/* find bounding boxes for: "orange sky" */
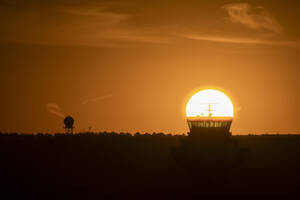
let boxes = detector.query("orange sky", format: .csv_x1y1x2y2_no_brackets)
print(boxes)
0,0,299,134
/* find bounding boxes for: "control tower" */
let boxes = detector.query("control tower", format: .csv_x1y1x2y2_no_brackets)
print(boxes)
185,89,234,138
187,104,232,137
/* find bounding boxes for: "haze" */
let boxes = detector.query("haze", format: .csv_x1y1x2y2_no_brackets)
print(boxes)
0,0,299,134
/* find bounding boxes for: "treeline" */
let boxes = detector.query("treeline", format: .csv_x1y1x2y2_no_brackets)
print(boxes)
0,131,183,136
0,132,300,199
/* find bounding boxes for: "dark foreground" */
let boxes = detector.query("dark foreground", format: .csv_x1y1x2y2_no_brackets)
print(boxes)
1,132,300,199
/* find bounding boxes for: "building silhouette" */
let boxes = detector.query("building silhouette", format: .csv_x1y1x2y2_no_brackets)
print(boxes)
187,104,232,137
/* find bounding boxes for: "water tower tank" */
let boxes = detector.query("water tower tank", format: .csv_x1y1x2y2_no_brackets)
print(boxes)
64,116,74,134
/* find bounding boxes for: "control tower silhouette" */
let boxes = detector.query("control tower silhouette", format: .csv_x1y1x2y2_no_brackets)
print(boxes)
187,103,232,138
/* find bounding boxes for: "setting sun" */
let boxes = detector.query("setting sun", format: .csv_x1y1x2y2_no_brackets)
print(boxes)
186,89,234,118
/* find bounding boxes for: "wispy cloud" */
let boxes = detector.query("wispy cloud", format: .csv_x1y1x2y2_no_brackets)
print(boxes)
0,2,169,48
183,3,298,47
82,94,113,105
61,7,129,25
46,103,65,118
1,1,295,48
57,7,170,46
184,34,298,46
223,3,282,34
60,7,167,46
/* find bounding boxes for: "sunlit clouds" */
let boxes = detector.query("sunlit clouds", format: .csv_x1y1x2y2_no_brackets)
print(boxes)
0,1,169,47
223,3,282,34
60,6,169,46
0,1,298,48
185,3,297,47
184,34,298,46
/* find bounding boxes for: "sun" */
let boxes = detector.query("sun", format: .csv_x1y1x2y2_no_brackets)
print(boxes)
186,89,234,118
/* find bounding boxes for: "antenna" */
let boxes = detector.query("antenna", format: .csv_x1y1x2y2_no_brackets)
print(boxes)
200,103,217,117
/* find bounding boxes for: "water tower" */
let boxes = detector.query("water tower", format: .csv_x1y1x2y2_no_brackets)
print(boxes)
64,116,74,134
186,89,234,137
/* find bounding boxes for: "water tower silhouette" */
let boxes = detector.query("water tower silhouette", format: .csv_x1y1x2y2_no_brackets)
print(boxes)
64,116,74,134
186,89,234,137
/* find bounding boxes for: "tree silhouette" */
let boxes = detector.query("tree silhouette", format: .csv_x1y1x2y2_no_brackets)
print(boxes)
1,132,300,199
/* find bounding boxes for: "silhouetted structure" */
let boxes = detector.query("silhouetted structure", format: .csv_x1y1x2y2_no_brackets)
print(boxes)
64,116,74,134
171,103,246,194
187,104,232,137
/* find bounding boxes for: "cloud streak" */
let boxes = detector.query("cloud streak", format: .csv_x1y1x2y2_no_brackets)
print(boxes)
184,34,298,46
223,3,282,34
61,7,130,25
0,1,295,48
0,2,169,48
82,94,113,105
182,3,298,47
46,103,66,118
